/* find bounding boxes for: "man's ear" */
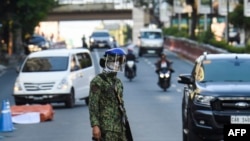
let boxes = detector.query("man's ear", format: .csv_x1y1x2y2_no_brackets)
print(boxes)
99,58,105,68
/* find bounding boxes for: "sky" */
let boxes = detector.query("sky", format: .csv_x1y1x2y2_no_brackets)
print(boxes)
39,20,133,47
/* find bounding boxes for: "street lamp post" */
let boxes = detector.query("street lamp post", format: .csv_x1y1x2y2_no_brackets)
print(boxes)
226,0,229,43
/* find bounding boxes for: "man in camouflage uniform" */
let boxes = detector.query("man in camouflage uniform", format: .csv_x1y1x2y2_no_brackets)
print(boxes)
89,48,128,141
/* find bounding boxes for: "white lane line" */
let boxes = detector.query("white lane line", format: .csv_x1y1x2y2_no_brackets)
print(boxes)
94,49,102,73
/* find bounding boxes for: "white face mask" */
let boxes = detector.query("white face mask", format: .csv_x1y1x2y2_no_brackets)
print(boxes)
104,54,125,72
106,61,120,71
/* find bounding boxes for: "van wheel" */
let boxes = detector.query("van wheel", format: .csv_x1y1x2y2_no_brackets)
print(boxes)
65,90,75,108
138,49,143,57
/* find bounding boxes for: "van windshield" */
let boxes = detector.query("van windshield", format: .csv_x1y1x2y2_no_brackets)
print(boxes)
22,57,69,72
140,31,162,39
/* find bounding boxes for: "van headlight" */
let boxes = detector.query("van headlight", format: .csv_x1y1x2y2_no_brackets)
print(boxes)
194,94,214,106
90,38,94,43
13,81,22,92
109,37,114,42
57,78,69,89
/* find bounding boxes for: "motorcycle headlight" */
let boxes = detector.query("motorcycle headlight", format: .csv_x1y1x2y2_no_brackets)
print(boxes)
57,78,69,89
160,73,164,78
165,73,170,78
194,94,214,106
90,38,94,43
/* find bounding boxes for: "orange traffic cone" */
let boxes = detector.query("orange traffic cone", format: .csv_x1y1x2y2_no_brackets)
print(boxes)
0,99,14,132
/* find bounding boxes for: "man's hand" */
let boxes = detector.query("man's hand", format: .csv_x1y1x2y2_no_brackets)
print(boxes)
92,126,101,141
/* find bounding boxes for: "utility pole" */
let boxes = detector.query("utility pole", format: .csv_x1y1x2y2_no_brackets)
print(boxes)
226,0,229,43
210,0,213,28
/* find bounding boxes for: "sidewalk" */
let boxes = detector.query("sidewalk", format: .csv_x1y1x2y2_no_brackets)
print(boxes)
0,65,6,72
0,54,26,72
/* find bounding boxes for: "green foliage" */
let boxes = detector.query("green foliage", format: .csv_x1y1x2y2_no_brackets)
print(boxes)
196,29,214,44
162,26,189,38
16,0,56,36
123,24,132,44
229,4,244,28
0,0,56,40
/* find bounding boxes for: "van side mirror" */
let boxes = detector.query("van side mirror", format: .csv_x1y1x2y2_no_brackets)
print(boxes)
16,66,20,73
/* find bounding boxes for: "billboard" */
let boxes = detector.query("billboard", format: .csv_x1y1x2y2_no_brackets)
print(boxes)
218,0,239,16
244,0,250,17
174,0,185,13
198,0,211,14
160,2,171,22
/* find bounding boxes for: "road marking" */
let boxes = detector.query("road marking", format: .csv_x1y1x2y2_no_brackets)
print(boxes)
93,49,102,73
176,88,182,93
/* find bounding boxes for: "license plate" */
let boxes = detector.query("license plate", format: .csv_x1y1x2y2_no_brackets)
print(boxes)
98,43,105,47
33,96,44,100
148,50,155,53
231,116,250,124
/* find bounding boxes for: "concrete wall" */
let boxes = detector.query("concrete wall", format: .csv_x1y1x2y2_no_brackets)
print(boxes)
164,36,228,62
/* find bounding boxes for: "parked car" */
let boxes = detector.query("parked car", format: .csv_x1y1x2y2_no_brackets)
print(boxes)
13,48,95,108
178,52,250,141
89,29,114,51
137,27,164,57
24,35,52,55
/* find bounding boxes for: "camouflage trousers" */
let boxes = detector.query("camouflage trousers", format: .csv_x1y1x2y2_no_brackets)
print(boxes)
102,130,127,141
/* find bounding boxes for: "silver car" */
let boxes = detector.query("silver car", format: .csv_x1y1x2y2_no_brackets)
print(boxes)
89,29,114,51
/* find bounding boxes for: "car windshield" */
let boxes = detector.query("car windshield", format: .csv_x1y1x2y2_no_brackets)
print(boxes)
22,56,69,72
201,59,250,82
140,31,162,39
92,32,109,37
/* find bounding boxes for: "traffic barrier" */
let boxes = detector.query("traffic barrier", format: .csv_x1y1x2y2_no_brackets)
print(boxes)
0,99,15,132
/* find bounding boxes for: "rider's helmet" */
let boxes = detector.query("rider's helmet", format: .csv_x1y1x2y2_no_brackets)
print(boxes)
160,53,166,60
127,48,133,54
99,48,126,72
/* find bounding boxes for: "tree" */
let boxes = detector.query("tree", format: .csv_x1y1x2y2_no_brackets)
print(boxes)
16,0,57,37
185,0,197,39
0,0,57,55
229,2,250,44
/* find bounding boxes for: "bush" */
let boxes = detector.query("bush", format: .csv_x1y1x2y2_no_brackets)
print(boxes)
162,27,189,38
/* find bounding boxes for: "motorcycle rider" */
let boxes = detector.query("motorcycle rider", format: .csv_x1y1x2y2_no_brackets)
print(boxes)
125,46,137,77
155,53,174,85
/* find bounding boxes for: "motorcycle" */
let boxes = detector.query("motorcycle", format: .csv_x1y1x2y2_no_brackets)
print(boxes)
157,67,172,91
125,60,137,81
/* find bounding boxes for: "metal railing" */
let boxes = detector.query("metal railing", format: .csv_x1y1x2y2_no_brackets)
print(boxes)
57,0,133,9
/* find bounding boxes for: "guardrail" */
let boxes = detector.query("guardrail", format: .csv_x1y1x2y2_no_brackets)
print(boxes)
164,36,228,62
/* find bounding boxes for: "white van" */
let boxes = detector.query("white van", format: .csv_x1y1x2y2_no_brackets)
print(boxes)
13,48,95,108
137,28,164,57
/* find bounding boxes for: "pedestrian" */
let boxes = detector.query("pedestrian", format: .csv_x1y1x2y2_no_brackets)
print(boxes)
81,34,88,48
89,48,133,141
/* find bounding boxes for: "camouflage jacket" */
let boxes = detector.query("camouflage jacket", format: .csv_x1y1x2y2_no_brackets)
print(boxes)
89,72,126,132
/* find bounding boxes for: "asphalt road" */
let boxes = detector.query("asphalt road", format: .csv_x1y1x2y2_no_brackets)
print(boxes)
0,47,194,141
